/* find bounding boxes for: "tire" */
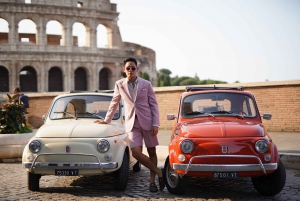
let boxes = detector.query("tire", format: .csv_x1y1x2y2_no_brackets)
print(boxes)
163,156,188,195
251,159,286,196
114,152,129,191
28,172,41,191
133,161,141,172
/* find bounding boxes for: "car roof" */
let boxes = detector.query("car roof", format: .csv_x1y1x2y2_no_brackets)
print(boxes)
53,91,114,100
183,86,254,97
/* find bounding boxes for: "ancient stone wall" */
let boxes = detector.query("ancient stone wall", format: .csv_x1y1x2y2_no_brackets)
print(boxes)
0,0,157,102
10,80,300,132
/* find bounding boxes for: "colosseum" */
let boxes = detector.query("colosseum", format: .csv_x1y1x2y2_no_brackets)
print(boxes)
0,0,157,102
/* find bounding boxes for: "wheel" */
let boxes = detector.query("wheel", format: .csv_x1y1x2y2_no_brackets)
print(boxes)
133,161,141,172
251,159,286,196
114,152,129,191
28,172,41,191
163,156,188,195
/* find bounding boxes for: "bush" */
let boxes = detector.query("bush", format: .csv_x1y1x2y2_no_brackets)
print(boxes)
0,94,32,134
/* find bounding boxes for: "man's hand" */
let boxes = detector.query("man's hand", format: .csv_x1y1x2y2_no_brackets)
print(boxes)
151,126,159,136
94,119,107,124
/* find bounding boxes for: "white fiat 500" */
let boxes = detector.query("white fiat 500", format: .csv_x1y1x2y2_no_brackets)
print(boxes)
22,92,140,191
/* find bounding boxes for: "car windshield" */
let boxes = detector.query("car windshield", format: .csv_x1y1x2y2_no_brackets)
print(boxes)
49,95,120,120
182,92,257,118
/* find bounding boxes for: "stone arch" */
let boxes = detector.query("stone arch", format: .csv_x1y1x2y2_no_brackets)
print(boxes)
0,66,9,92
72,19,91,47
97,24,108,48
46,20,64,46
18,19,37,44
19,66,37,92
96,21,113,48
99,67,112,90
0,18,9,44
44,16,68,46
74,67,87,91
48,67,63,92
15,14,39,28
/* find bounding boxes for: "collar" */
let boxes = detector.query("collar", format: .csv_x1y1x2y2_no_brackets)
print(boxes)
126,76,138,84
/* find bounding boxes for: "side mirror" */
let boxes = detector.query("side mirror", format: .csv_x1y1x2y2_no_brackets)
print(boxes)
42,115,46,122
262,113,272,120
167,114,176,120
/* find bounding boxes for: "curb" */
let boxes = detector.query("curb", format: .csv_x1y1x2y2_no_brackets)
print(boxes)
0,133,35,159
279,153,300,171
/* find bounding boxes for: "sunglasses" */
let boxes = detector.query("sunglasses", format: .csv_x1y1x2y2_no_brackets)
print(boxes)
125,67,137,71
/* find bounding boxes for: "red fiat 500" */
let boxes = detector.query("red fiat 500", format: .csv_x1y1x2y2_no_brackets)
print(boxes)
163,86,286,196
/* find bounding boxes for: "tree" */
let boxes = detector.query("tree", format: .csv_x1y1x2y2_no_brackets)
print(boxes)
180,78,199,86
163,75,171,86
141,72,150,81
159,69,172,75
171,76,190,86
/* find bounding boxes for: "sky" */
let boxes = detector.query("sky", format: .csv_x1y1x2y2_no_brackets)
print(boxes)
110,0,300,83
1,0,299,84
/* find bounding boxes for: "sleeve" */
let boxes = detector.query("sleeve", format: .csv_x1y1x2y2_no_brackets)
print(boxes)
104,83,121,123
20,95,29,108
147,82,160,126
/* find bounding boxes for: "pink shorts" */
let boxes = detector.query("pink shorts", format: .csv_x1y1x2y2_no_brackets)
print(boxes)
128,118,159,148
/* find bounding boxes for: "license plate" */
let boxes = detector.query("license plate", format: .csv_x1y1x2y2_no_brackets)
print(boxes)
213,172,238,178
55,169,78,176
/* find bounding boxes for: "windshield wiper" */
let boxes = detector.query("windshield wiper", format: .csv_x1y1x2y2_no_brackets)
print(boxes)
210,110,233,114
54,111,77,120
184,111,215,118
185,111,205,115
84,112,104,120
210,110,244,119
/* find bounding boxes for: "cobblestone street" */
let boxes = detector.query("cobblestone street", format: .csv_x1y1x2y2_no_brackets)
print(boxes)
0,161,300,201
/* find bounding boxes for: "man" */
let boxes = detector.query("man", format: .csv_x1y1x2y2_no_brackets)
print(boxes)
94,57,165,192
13,87,29,108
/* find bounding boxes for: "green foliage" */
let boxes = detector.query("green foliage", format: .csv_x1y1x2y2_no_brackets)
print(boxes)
163,75,171,86
141,72,150,81
159,68,172,75
0,94,32,134
198,79,227,85
157,73,166,87
171,76,191,86
157,68,228,87
180,78,200,85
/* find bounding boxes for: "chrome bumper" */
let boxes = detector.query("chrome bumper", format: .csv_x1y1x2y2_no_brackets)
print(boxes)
173,155,278,175
23,153,118,173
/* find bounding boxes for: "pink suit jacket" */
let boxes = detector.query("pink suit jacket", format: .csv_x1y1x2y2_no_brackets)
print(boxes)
104,77,160,132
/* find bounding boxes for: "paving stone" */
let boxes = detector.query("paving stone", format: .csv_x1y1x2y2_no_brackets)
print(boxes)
0,162,299,200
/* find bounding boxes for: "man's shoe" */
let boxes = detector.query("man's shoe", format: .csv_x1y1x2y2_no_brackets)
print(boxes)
149,183,158,192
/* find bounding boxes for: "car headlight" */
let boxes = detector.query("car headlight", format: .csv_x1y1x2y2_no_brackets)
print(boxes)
97,140,110,153
180,140,194,154
255,140,269,153
29,140,41,153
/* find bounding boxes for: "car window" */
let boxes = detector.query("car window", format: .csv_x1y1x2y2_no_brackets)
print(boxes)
49,95,120,120
182,92,257,118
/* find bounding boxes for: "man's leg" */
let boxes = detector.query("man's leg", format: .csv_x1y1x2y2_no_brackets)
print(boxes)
131,146,162,184
147,147,158,184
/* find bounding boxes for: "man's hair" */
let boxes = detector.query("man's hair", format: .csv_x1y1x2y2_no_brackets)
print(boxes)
123,57,137,66
14,87,21,93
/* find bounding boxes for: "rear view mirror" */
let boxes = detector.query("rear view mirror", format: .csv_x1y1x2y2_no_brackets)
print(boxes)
262,113,272,120
42,115,46,122
167,114,176,120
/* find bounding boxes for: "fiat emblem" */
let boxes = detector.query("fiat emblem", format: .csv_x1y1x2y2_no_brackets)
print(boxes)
66,146,70,153
222,145,228,153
